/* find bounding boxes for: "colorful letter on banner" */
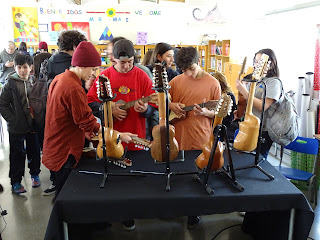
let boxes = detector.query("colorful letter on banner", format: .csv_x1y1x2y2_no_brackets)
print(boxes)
12,7,39,44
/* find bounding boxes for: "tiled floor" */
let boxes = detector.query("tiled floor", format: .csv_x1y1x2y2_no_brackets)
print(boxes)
0,118,319,240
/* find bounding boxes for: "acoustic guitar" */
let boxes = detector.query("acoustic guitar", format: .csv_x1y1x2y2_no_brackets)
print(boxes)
233,53,270,152
236,57,247,119
195,94,233,171
96,75,125,160
150,62,179,162
169,100,218,123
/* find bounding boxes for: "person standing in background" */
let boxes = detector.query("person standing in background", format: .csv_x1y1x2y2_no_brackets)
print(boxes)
0,41,18,86
236,48,281,159
146,42,179,82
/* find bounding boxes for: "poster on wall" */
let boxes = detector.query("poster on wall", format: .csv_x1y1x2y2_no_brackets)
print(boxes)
51,22,90,40
12,7,39,44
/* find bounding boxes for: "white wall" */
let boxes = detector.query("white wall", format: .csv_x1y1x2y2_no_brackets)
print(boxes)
0,0,319,93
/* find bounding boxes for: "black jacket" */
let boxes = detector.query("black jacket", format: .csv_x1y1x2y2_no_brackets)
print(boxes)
47,52,72,80
0,72,35,134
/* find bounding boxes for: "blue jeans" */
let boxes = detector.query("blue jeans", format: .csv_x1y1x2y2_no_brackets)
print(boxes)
259,131,273,160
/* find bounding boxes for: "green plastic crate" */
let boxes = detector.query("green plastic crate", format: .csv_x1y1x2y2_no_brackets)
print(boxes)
290,150,320,191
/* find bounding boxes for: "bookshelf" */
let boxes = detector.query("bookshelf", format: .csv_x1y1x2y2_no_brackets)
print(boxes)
134,45,145,64
95,44,110,67
224,62,253,100
197,45,208,70
207,39,230,74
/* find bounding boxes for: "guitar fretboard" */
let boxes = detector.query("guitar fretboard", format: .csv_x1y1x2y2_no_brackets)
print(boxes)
120,96,152,110
182,101,218,112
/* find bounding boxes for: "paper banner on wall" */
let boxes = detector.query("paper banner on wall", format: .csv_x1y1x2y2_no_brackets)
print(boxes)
137,32,147,45
51,22,90,40
99,26,113,41
12,7,39,44
48,31,59,45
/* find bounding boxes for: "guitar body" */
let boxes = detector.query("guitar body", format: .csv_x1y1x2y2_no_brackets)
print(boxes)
195,94,232,172
151,124,179,162
195,140,224,171
233,113,260,152
233,54,270,152
96,128,124,159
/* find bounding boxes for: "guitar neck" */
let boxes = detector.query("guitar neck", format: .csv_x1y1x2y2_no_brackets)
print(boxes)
103,101,113,129
209,116,223,143
182,101,217,112
121,96,151,110
245,81,257,116
158,92,167,126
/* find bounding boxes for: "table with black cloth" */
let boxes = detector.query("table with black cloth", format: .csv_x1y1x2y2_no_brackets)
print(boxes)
44,150,314,240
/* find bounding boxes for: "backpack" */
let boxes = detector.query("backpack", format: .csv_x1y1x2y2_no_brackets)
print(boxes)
29,59,53,129
265,79,299,146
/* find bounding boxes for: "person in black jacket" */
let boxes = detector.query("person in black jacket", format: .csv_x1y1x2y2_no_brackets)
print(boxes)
47,30,87,80
0,54,41,195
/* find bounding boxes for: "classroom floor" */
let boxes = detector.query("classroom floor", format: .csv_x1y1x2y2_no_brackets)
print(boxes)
0,118,319,240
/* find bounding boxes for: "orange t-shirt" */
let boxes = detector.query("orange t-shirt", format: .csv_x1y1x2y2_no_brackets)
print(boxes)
169,73,221,150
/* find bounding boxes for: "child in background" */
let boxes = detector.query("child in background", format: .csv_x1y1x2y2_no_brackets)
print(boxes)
0,54,41,194
211,71,237,142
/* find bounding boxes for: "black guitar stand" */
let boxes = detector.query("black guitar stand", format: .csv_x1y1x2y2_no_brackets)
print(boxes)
232,79,274,180
194,124,244,195
82,97,145,188
131,84,197,191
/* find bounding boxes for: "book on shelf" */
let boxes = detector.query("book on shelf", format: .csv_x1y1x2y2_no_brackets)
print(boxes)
217,59,222,72
211,44,216,54
216,46,222,55
211,57,215,69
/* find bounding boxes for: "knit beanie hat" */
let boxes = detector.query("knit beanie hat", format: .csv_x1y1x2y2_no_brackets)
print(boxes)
71,41,101,67
38,41,48,50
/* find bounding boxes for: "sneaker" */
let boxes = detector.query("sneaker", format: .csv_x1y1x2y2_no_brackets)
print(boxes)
43,184,56,196
12,182,27,195
187,216,201,229
239,212,246,217
31,175,41,188
122,219,135,231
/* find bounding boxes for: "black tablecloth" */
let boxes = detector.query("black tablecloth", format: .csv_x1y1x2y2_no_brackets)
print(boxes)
45,150,314,240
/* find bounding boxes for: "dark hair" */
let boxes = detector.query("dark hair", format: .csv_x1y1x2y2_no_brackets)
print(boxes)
18,42,27,52
141,50,153,66
33,52,52,80
174,47,199,71
57,30,87,51
110,37,126,46
254,48,279,78
14,53,32,66
15,13,22,18
151,42,174,66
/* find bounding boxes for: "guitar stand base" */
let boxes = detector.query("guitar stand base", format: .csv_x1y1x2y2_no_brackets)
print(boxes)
193,174,214,195
217,166,244,192
98,148,145,189
234,164,274,180
130,169,198,191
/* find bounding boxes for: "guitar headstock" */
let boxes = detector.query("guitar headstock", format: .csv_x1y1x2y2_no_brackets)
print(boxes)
153,62,169,89
215,94,233,118
252,53,270,80
238,56,247,79
97,75,113,101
